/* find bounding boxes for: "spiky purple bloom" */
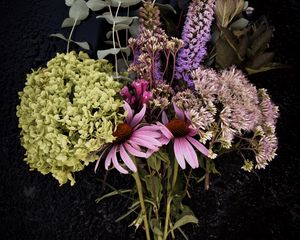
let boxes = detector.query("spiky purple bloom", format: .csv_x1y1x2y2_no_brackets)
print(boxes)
175,0,215,86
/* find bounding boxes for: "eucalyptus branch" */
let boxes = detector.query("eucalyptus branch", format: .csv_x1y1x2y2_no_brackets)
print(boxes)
67,18,78,53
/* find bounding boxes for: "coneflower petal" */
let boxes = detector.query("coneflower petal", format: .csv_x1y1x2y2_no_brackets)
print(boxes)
162,111,169,125
120,144,137,172
174,138,186,169
124,142,146,158
124,101,133,123
173,102,185,120
130,104,146,127
181,138,198,168
112,146,128,174
187,136,209,156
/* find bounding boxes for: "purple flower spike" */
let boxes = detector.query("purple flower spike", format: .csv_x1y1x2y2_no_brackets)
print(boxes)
175,0,215,86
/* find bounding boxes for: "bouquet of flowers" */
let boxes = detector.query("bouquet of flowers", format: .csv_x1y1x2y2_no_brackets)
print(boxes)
16,0,280,239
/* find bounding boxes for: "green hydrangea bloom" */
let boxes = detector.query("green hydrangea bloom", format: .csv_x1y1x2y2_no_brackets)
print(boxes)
17,51,124,186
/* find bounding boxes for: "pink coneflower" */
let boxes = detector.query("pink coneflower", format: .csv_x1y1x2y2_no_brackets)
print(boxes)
158,104,209,169
96,102,162,174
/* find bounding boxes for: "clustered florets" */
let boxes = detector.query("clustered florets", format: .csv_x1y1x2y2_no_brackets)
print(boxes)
176,0,216,86
17,52,125,185
172,66,279,169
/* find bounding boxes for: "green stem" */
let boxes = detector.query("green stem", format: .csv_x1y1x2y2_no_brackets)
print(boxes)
67,18,78,53
132,172,151,240
163,160,179,240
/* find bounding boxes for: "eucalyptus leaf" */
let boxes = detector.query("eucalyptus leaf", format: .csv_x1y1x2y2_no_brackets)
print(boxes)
97,48,120,59
86,0,108,11
71,40,90,50
50,33,68,41
109,0,142,8
168,215,199,234
95,189,132,203
230,18,249,30
129,19,139,38
106,24,130,39
69,0,89,21
97,13,138,25
61,18,81,28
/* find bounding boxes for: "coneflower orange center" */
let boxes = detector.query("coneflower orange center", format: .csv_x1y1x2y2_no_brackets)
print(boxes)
113,123,133,143
166,119,190,137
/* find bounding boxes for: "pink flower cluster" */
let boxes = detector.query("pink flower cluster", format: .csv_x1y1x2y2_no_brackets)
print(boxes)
120,79,153,108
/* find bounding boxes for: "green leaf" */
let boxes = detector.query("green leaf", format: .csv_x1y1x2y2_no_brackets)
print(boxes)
245,63,289,75
69,0,89,21
147,154,161,172
50,33,68,41
216,37,237,69
97,12,138,25
95,189,132,203
61,18,81,28
86,0,108,11
221,28,239,52
115,204,139,222
72,40,90,50
230,18,249,30
250,52,274,69
155,3,177,14
178,227,189,240
168,215,199,234
144,175,163,203
150,218,163,236
251,29,273,55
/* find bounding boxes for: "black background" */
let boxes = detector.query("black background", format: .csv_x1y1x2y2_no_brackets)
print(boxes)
0,0,299,239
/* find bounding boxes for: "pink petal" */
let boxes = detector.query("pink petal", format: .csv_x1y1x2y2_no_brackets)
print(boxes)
130,104,146,127
129,137,158,150
120,144,137,172
174,138,186,169
131,135,161,147
181,138,198,168
173,102,184,120
124,142,146,158
188,127,197,137
132,130,161,139
162,111,169,125
111,146,128,174
124,101,133,123
187,136,209,156
157,122,173,139
105,145,116,170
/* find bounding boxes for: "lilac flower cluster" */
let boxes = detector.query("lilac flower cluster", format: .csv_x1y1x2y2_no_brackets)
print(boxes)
175,0,215,86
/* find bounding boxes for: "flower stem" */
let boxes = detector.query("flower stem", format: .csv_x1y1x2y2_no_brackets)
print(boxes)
67,18,78,53
204,158,210,190
132,172,151,240
163,160,179,240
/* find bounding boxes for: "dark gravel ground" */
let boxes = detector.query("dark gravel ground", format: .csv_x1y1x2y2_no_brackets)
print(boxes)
0,0,299,239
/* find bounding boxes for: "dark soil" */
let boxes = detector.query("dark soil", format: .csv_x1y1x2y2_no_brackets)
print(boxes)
0,0,299,239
